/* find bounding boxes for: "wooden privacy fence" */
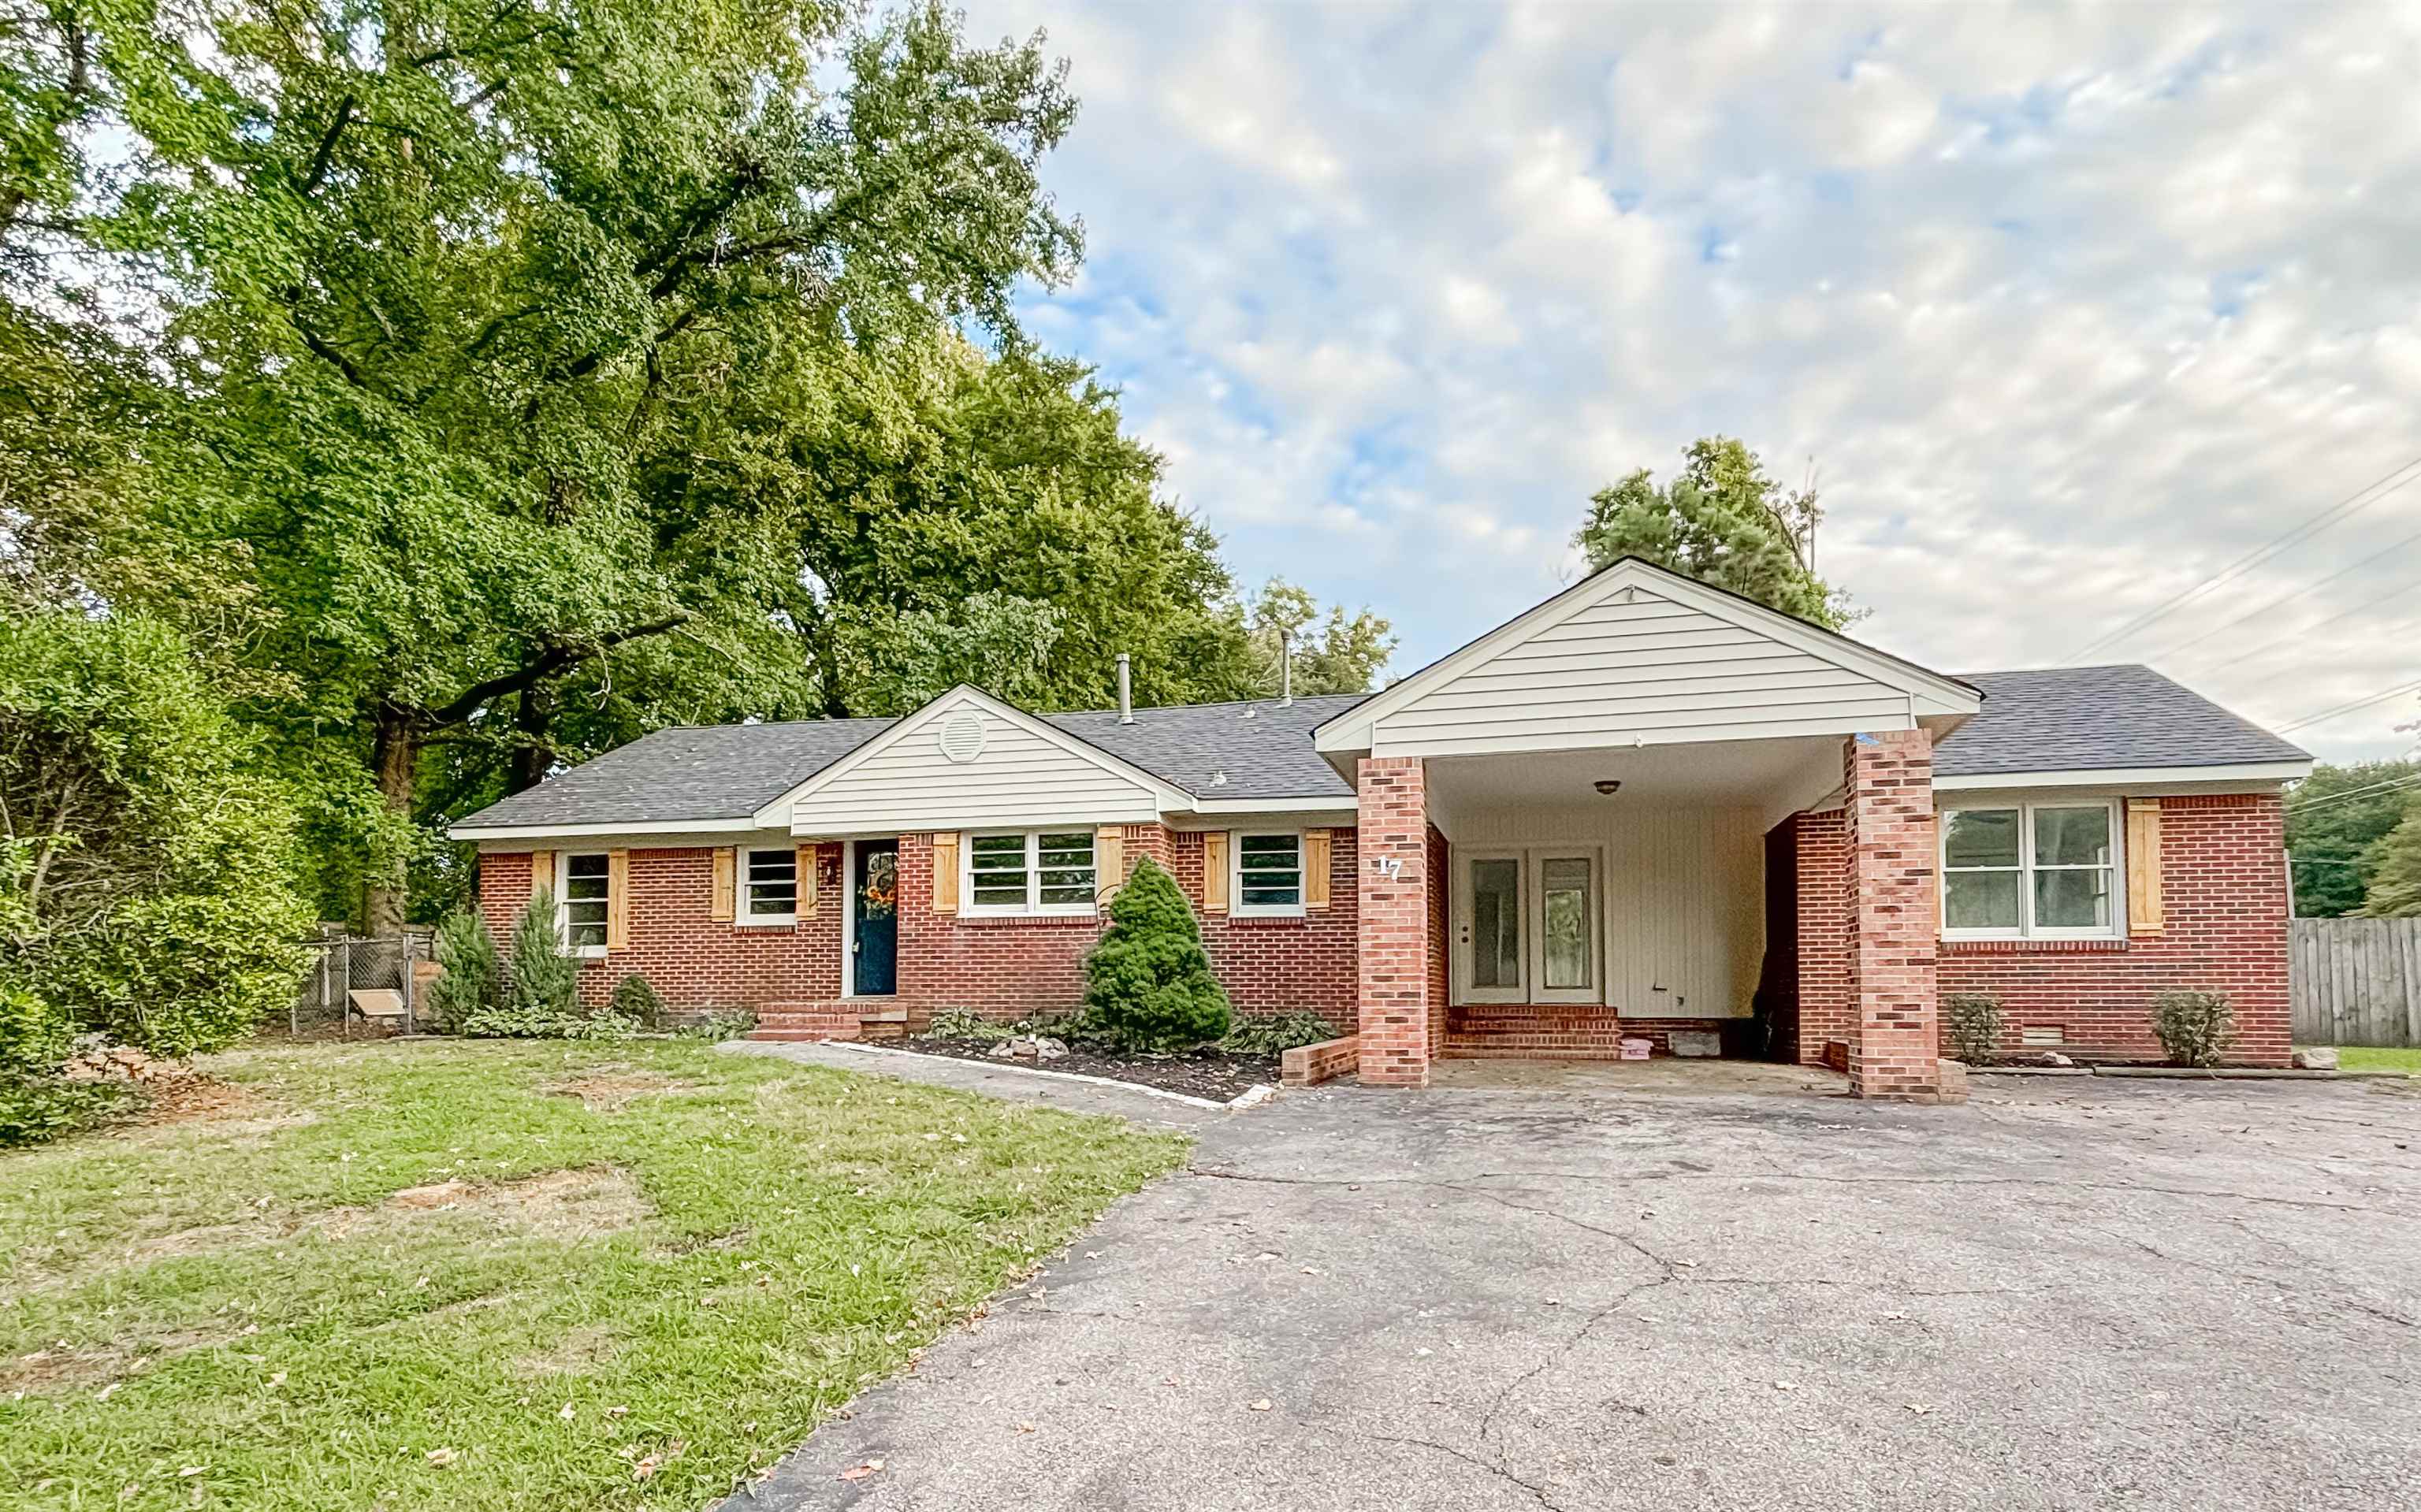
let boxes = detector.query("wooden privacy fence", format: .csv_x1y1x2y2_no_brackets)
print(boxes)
2290,917,2421,1047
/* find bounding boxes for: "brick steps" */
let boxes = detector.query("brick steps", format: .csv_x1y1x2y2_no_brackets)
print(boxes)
748,1001,917,1044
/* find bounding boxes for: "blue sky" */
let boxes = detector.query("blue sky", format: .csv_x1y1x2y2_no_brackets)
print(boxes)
958,2,2421,764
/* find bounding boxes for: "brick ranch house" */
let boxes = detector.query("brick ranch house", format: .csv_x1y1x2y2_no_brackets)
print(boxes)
455,557,2312,1099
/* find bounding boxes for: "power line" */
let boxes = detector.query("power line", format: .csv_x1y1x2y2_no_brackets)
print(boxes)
2276,676,2421,734
2151,522,2421,663
2202,579,2421,676
2062,453,2421,663
2238,609,2421,694
2288,771,2421,814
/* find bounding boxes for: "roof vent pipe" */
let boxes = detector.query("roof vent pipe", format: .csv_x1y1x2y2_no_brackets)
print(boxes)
1279,629,1293,708
1116,652,1133,724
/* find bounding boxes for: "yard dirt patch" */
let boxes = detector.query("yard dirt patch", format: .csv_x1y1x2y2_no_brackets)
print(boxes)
545,1069,693,1112
907,1036,1277,1102
349,1166,652,1239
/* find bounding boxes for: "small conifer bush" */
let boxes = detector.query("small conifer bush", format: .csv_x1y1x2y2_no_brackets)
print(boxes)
1082,859,1232,1052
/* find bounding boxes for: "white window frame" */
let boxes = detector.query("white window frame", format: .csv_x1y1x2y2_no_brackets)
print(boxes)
958,830,1099,917
739,845,798,927
557,851,612,959
1939,799,2125,942
1230,830,1307,917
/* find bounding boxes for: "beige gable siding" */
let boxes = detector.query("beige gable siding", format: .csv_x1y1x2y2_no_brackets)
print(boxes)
1375,591,1913,757
785,700,1164,834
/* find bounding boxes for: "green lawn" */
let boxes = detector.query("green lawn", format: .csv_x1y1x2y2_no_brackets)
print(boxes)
2323,1046,2421,1075
0,1039,1187,1510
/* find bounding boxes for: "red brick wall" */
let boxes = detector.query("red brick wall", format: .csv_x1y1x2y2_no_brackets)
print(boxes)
1791,808,1854,1065
477,845,843,1010
1167,828,1361,1023
474,821,1362,1025
1844,730,1943,1100
1939,793,2290,1066
1356,756,1434,1087
1426,823,1450,1057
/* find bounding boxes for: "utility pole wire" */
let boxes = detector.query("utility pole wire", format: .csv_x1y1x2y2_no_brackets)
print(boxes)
2287,771,2421,814
2202,578,2421,675
2276,677,2421,735
2151,523,2421,663
2062,453,2421,663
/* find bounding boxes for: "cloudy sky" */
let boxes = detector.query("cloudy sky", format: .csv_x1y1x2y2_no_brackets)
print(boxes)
956,1,2420,763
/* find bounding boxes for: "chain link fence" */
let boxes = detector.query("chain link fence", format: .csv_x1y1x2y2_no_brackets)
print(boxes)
292,927,436,1037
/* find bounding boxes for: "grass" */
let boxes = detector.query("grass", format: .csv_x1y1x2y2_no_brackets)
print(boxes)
0,1038,1188,1510
2322,1046,2421,1075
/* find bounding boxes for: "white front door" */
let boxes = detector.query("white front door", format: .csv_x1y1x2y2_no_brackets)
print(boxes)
1454,848,1601,1005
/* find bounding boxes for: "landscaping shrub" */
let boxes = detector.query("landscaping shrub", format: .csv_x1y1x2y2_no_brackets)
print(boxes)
1081,859,1231,1051
1221,1011,1341,1057
2155,989,2235,1068
674,1009,758,1042
0,613,312,1057
924,1007,1017,1042
454,888,633,1040
507,886,580,1017
0,979,73,1075
426,912,502,1031
1943,991,2006,1065
611,971,668,1028
0,1073,139,1148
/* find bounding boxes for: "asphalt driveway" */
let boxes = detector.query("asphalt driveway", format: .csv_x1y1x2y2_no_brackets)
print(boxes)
726,1049,2421,1511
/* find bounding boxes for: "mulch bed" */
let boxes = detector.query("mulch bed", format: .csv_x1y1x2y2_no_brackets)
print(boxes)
905,1036,1279,1102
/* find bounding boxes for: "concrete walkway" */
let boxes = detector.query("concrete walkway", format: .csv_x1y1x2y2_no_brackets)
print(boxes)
725,1054,2421,1511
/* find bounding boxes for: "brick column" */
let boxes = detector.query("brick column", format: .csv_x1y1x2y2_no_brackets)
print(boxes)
1356,756,1434,1087
1843,729,1952,1101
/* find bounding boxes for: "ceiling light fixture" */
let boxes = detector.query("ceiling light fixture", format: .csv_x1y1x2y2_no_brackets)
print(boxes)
1594,779,1622,797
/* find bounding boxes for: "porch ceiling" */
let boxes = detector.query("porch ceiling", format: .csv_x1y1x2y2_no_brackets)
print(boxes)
1427,734,1846,819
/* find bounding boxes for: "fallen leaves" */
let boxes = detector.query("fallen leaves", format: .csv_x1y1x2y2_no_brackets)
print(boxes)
838,1458,886,1482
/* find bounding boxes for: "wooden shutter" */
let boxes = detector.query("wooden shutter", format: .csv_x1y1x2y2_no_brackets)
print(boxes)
529,851,554,899
1203,831,1230,912
796,842,818,916
932,832,961,913
2126,800,2164,936
606,849,630,949
709,846,735,922
1095,825,1125,901
1304,830,1332,908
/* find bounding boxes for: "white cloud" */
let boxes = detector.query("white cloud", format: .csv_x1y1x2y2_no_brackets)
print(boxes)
963,0,2421,760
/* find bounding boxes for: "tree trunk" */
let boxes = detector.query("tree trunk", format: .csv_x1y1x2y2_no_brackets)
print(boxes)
363,703,418,934
508,681,556,794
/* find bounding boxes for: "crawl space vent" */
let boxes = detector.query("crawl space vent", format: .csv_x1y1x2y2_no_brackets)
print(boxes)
2021,1025,2066,1047
938,711,987,763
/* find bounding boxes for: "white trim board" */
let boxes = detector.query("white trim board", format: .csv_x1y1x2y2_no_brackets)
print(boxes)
1934,760,2310,792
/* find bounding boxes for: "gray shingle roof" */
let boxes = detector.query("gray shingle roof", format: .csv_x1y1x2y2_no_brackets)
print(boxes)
454,718,898,830
452,693,1369,832
456,663,2307,834
1047,694,1363,801
1936,664,2308,778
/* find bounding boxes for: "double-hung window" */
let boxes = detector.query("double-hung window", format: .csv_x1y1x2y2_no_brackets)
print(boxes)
742,847,798,923
1941,801,2122,939
561,853,612,953
1232,832,1305,916
964,830,1097,915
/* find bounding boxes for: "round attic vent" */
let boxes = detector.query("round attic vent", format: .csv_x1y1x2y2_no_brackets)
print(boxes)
938,711,987,763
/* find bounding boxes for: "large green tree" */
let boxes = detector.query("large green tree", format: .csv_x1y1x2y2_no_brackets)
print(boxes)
2357,799,2421,919
11,0,1085,928
1244,578,1394,697
2285,761,2421,916
1575,437,1852,628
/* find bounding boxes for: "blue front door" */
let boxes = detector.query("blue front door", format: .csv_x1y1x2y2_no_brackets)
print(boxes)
852,841,898,997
